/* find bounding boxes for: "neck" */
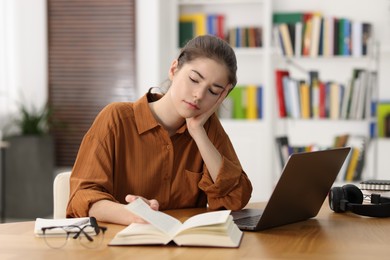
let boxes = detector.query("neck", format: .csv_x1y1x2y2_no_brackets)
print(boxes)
149,94,185,135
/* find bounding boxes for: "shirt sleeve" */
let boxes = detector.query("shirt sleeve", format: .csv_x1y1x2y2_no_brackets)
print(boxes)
66,105,119,217
197,115,253,211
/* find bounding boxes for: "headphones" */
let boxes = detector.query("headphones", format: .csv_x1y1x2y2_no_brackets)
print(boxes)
329,184,390,218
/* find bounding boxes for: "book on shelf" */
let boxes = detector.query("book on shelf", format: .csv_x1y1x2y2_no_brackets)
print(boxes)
275,69,289,117
377,102,390,137
109,198,243,248
299,80,311,119
179,21,195,47
362,23,373,55
343,135,366,181
246,85,258,119
309,71,320,118
275,136,289,168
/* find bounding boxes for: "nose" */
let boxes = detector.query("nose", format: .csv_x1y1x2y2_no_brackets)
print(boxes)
193,86,207,101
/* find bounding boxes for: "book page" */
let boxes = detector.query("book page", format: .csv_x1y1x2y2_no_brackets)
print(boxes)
177,210,231,235
110,223,172,245
125,198,182,237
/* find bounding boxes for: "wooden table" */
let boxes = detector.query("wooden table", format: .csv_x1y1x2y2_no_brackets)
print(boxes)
1,202,390,259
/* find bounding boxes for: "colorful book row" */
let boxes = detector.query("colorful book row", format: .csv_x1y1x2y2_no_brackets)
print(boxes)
275,69,377,120
179,13,225,47
273,12,373,57
218,85,263,120
226,27,263,48
179,13,262,48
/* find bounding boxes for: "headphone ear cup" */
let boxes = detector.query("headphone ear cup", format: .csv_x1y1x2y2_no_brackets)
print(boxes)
342,184,363,204
329,186,345,213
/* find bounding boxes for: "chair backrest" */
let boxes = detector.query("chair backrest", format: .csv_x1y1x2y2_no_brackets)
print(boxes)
53,171,71,219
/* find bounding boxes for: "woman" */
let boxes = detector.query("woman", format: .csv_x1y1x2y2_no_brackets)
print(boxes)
67,35,253,225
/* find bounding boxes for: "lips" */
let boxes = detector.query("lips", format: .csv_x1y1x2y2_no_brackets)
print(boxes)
184,100,200,110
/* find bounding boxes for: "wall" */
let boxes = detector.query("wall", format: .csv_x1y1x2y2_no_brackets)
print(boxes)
0,0,47,135
136,0,177,96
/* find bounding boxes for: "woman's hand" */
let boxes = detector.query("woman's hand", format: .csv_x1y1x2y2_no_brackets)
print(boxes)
125,195,160,224
186,84,231,136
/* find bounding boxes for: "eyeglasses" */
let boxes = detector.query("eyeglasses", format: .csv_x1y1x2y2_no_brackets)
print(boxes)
41,217,107,249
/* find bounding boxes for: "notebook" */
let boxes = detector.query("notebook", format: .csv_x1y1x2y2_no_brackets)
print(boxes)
231,147,351,231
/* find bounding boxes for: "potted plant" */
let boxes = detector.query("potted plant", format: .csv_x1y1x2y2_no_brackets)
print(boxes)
3,103,55,219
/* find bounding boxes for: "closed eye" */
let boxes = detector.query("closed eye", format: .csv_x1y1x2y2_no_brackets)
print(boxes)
208,88,219,95
189,76,199,83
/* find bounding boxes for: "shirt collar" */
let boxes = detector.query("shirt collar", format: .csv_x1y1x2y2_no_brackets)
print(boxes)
134,93,160,134
134,92,188,135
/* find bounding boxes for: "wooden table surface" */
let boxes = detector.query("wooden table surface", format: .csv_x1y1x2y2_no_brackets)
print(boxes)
1,202,390,259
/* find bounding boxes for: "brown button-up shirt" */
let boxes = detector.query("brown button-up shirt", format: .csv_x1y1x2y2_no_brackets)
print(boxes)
67,93,252,217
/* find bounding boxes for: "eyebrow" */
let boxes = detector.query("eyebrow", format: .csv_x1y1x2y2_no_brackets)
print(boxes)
191,70,225,89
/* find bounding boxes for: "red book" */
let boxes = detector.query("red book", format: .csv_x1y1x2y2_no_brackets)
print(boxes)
216,15,225,40
275,70,289,117
302,13,313,56
319,81,326,118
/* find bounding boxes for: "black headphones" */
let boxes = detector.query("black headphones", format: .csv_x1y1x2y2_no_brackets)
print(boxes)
329,184,390,217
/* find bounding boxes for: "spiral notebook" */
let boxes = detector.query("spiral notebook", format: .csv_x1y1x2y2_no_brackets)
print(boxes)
231,147,351,231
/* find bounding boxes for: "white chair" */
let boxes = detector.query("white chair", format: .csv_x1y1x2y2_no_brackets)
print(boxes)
53,171,71,219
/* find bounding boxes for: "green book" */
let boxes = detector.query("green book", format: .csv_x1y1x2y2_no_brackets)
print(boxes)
179,21,194,47
273,12,304,24
229,86,246,119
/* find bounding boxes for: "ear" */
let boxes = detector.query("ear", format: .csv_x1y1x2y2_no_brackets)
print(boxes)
169,59,179,80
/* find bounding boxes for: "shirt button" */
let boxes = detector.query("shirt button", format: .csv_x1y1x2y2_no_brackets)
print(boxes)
166,145,170,150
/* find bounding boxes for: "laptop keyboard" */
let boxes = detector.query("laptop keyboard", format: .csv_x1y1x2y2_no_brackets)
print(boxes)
234,214,262,226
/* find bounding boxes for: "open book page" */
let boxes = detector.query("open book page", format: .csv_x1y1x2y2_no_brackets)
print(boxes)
177,210,231,235
110,223,172,245
173,215,243,247
125,198,182,237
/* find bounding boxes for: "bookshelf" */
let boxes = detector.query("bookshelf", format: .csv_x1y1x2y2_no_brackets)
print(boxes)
271,0,390,184
137,0,390,201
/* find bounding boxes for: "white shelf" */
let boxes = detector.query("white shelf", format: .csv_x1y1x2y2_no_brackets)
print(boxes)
178,0,266,5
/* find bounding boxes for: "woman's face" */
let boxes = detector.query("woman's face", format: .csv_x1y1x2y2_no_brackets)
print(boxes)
168,57,230,119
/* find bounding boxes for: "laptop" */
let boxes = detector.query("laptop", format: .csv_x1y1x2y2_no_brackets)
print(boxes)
231,147,351,231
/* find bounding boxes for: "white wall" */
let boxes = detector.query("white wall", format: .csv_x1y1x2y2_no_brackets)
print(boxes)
135,0,179,97
0,0,47,135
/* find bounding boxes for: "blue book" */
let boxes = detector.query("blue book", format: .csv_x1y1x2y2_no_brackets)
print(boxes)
257,85,263,119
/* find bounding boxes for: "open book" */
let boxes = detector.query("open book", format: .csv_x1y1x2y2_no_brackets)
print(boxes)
109,198,243,247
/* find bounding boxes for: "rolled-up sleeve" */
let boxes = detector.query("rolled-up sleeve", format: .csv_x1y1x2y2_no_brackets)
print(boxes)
197,115,253,211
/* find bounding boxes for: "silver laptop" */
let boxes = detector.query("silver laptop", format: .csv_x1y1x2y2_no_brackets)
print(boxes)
231,147,351,231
